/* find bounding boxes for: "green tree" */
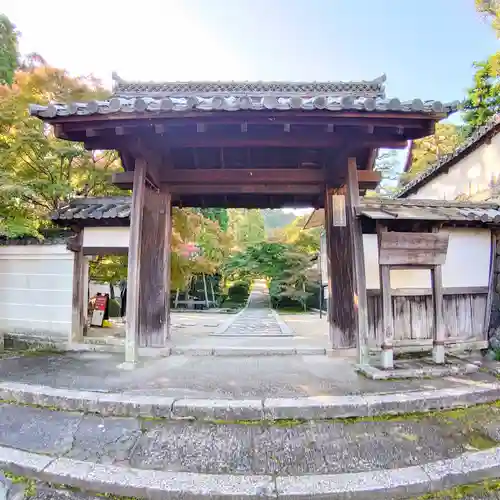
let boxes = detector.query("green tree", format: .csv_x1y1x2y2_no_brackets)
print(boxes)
475,0,500,35
0,14,18,86
402,123,463,183
463,59,500,133
227,209,265,249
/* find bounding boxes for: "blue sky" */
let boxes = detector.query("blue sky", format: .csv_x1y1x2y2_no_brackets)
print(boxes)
4,0,497,103
2,0,498,211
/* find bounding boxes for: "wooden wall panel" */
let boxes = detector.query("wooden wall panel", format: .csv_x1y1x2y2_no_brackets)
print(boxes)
367,292,487,346
138,187,171,347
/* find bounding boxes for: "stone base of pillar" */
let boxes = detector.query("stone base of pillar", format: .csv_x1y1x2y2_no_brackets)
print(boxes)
433,343,445,364
380,347,394,370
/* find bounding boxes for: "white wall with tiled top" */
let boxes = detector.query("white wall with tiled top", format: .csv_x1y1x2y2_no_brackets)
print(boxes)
407,132,500,200
0,245,74,338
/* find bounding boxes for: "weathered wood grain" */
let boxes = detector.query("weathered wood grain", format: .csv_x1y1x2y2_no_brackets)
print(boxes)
379,232,449,266
138,187,171,347
125,158,146,362
366,293,487,346
71,231,85,343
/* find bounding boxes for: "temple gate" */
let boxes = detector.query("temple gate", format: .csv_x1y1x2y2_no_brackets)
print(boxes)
30,76,457,364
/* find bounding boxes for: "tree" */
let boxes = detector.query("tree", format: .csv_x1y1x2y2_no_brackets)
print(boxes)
463,2,500,133
224,240,319,310
227,209,265,249
402,123,463,182
370,149,400,196
0,63,122,236
0,14,18,86
463,59,500,133
475,0,500,35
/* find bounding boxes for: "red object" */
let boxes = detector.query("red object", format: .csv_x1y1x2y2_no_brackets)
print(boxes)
94,295,108,312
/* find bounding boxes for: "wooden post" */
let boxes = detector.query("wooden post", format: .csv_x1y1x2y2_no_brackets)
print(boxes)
138,187,172,347
324,185,356,348
323,156,368,359
377,224,394,369
125,158,146,364
70,231,85,344
163,193,172,342
203,274,210,309
347,157,369,365
431,227,445,364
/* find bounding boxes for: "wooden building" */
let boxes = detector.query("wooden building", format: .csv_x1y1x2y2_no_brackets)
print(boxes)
30,75,458,366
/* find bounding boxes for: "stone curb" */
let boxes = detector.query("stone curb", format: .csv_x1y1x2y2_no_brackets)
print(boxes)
0,381,499,421
2,445,500,499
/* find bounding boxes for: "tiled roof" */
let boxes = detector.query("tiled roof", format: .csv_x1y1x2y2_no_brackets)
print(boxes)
303,199,500,229
111,74,388,98
51,197,131,223
55,196,500,228
29,75,459,118
396,114,500,198
29,95,459,119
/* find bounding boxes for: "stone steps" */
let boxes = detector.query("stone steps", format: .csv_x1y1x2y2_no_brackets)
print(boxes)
3,400,500,499
1,380,500,420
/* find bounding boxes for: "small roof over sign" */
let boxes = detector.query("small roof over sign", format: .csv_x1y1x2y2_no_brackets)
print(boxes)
303,199,500,229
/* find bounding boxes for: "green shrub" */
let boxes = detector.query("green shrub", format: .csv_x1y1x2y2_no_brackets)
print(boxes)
227,281,251,304
108,298,121,318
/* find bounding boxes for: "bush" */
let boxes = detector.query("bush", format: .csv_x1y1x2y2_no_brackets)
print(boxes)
227,281,251,304
108,298,121,318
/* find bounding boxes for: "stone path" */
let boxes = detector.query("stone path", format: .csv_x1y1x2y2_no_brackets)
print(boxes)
1,402,500,476
0,350,498,398
214,281,288,337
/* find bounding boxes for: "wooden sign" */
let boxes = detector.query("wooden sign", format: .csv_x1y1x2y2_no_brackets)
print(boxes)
331,194,346,227
378,232,449,266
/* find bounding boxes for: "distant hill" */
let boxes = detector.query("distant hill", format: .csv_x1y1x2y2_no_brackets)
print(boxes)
262,209,297,233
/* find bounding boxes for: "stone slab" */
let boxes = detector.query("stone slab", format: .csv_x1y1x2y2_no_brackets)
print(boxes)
4,444,500,499
172,398,264,420
356,361,480,380
263,395,368,420
1,380,500,420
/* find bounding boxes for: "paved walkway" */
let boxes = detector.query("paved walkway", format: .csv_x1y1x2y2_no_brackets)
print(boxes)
215,281,287,337
0,350,496,398
1,401,499,476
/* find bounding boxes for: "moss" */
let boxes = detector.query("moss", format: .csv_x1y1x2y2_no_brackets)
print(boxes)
414,478,500,499
4,471,37,497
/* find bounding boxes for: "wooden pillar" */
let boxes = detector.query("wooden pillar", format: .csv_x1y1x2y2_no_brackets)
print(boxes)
125,159,146,363
377,224,394,369
431,226,445,364
324,157,368,363
347,158,369,365
70,230,85,344
431,264,445,363
138,186,172,347
162,192,173,341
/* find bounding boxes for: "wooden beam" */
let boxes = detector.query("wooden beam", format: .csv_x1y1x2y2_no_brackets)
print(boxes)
112,168,380,189
347,157,369,365
70,231,85,344
170,184,322,195
83,133,408,151
377,223,393,369
431,226,445,364
125,158,146,364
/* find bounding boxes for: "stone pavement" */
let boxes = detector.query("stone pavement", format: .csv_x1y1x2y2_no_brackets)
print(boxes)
1,401,500,476
214,281,289,337
0,350,497,398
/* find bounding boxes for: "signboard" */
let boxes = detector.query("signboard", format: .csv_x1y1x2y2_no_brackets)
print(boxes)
331,194,346,227
90,294,108,327
379,232,449,266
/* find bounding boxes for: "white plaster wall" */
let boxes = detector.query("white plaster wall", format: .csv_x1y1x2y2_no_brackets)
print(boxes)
0,245,74,338
82,227,129,249
364,228,491,289
408,133,500,200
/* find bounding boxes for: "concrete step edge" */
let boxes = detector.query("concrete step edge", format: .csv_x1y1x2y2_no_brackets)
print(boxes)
2,444,500,499
0,380,499,421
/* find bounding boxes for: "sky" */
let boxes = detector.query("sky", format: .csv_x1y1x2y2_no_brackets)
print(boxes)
2,0,498,213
